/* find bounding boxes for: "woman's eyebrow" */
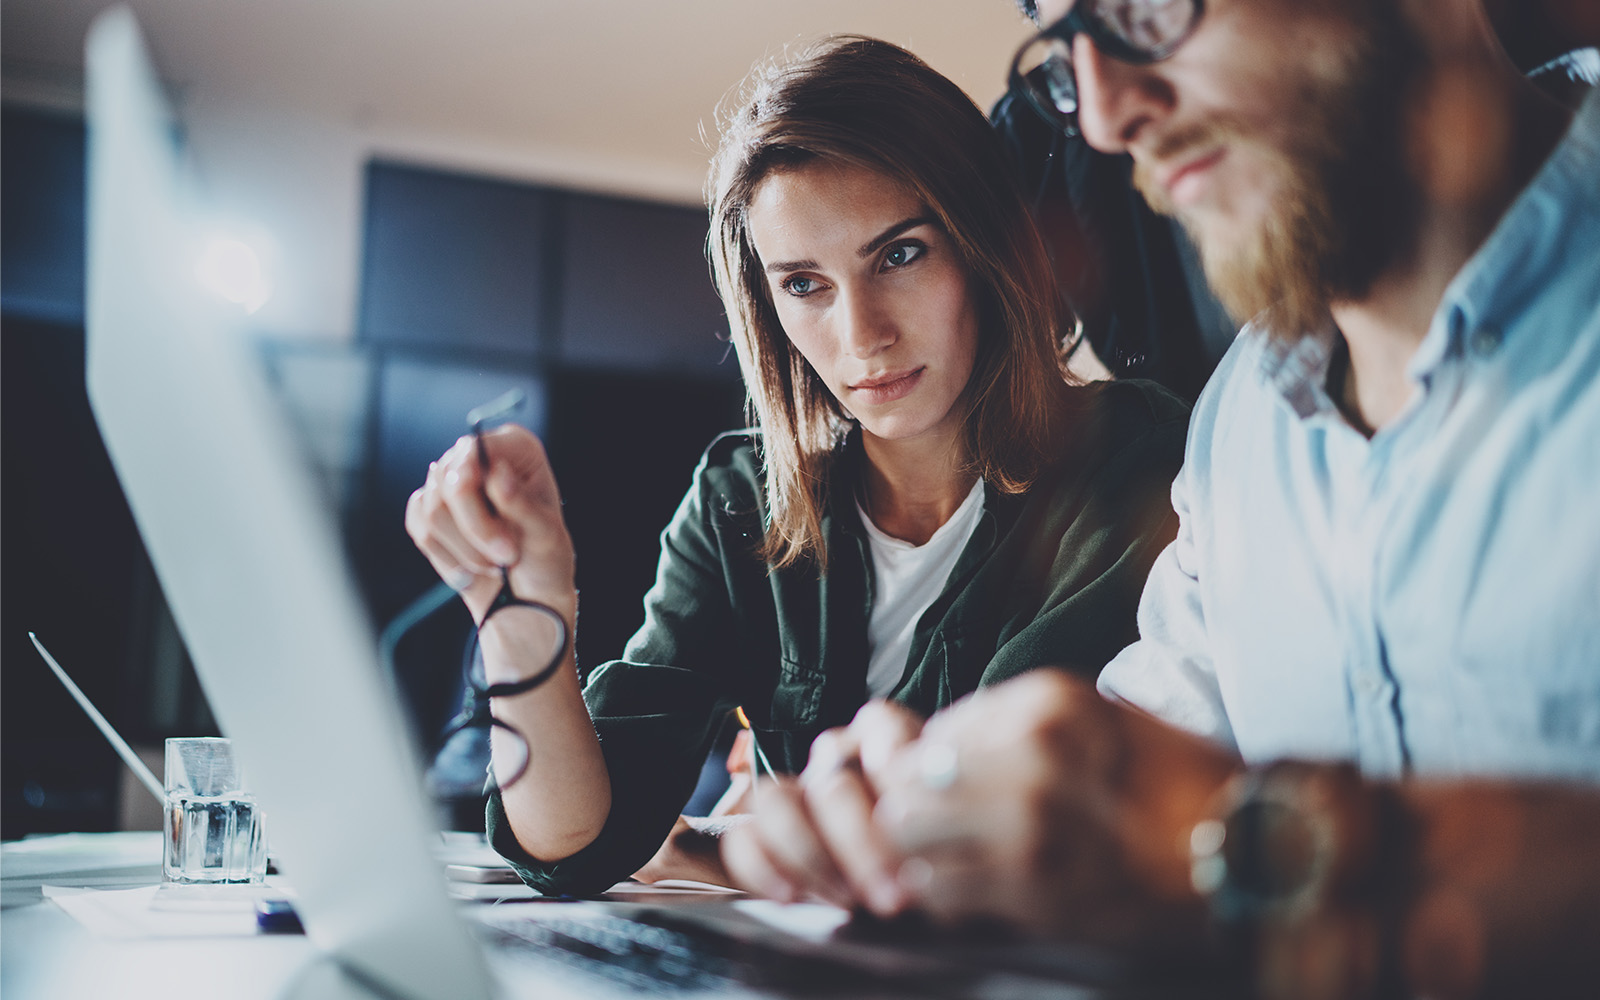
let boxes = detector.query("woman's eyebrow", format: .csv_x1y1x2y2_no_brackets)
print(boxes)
761,214,938,275
764,256,816,274
858,215,937,257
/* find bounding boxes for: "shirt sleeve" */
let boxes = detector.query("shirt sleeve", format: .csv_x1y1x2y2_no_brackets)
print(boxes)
1096,452,1239,752
487,445,749,897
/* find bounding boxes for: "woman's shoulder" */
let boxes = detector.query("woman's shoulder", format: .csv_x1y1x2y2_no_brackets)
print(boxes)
690,429,766,506
1050,378,1191,465
1071,377,1191,428
697,428,761,473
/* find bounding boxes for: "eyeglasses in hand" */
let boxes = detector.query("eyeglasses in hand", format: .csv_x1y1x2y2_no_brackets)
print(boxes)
379,389,569,796
1009,0,1204,136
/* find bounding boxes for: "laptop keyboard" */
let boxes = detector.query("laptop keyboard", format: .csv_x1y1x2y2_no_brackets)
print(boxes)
478,905,980,997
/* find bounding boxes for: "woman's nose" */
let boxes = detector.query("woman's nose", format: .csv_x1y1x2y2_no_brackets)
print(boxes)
837,287,897,359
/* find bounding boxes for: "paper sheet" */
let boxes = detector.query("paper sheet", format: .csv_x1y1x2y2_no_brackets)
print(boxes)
2,831,162,880
43,881,288,939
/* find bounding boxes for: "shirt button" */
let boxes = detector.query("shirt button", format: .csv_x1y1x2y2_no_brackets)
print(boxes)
1471,324,1503,356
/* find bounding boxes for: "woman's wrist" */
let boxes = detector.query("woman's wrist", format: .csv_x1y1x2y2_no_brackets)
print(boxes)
477,588,579,688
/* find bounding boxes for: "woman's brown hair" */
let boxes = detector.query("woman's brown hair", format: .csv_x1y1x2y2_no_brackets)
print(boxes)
708,35,1072,568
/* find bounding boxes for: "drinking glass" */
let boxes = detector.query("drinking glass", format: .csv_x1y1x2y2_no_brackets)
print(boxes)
163,737,267,884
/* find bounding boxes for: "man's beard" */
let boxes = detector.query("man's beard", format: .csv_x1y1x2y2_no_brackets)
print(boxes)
1134,10,1418,336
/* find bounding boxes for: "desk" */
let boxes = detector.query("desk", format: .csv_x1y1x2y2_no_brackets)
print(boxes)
1,833,763,1000
2,833,317,1000
3,832,1238,1000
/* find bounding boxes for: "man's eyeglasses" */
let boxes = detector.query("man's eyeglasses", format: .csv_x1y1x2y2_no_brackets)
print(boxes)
379,389,569,797
1009,0,1204,136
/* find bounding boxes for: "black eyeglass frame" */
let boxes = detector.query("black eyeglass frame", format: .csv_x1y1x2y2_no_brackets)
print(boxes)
378,389,570,795
436,560,569,787
1007,0,1206,134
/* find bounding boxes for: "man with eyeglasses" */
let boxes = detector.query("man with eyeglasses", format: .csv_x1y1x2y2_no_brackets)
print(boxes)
991,0,1595,409
722,1,1600,995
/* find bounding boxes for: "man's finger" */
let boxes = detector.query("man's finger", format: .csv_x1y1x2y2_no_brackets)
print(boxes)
848,700,926,788
873,757,999,857
893,847,1015,927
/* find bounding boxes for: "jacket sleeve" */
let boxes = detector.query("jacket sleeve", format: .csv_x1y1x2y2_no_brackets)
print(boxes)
979,388,1190,688
487,442,753,896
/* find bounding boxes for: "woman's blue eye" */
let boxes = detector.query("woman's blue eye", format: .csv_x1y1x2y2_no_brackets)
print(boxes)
882,242,924,269
782,275,816,296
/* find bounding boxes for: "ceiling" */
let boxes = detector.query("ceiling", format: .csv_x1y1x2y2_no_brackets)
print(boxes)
3,0,1036,202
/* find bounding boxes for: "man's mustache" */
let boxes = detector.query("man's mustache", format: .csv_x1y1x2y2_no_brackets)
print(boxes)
1129,120,1247,215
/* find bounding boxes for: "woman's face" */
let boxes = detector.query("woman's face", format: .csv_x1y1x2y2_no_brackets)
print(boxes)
747,160,980,451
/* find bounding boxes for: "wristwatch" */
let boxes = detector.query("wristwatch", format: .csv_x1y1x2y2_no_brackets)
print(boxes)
1188,762,1411,998
1188,761,1352,924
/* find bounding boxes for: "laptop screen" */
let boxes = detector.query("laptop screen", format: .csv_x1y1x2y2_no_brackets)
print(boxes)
84,9,494,998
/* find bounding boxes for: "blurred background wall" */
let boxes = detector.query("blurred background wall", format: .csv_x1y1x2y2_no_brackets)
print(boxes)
0,1,1032,837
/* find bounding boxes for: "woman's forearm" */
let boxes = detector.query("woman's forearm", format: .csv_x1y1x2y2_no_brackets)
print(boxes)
486,594,613,863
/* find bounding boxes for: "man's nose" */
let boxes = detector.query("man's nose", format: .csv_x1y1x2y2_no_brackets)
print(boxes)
837,287,896,359
1072,34,1175,153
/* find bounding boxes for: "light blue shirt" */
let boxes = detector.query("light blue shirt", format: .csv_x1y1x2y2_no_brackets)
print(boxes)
1099,90,1600,781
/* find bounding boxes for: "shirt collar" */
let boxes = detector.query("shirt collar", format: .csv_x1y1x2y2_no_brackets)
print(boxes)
1408,87,1600,381
1255,317,1341,421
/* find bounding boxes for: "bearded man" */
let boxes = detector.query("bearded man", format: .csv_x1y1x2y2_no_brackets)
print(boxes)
722,2,1600,996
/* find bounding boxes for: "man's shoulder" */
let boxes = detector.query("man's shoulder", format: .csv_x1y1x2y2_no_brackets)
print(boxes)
1185,325,1282,434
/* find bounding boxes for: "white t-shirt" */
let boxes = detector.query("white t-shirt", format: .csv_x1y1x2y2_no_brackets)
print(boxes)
856,478,986,699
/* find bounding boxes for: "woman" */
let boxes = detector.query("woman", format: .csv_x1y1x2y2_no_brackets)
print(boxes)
405,36,1187,897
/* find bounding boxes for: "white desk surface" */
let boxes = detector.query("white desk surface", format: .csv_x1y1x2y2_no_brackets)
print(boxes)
2,832,319,1000
4,832,1210,1000
0,831,751,1000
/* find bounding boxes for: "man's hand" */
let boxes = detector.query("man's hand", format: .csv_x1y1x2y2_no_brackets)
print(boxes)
721,700,926,912
873,670,1241,951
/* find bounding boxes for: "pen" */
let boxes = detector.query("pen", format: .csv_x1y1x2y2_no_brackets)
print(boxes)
468,388,526,518
734,705,779,784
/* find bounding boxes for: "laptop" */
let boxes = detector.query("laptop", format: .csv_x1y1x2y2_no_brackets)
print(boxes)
83,8,1199,999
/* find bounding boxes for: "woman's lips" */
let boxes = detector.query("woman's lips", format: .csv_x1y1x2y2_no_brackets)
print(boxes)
850,366,925,405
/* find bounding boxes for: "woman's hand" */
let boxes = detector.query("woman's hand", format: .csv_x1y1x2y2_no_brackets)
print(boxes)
721,700,926,912
405,424,577,623
406,423,608,863
633,815,754,888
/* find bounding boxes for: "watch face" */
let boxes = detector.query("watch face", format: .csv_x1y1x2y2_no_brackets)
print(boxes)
1191,768,1341,923
1225,798,1324,907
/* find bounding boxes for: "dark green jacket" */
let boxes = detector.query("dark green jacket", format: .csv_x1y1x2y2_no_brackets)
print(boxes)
489,379,1188,895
